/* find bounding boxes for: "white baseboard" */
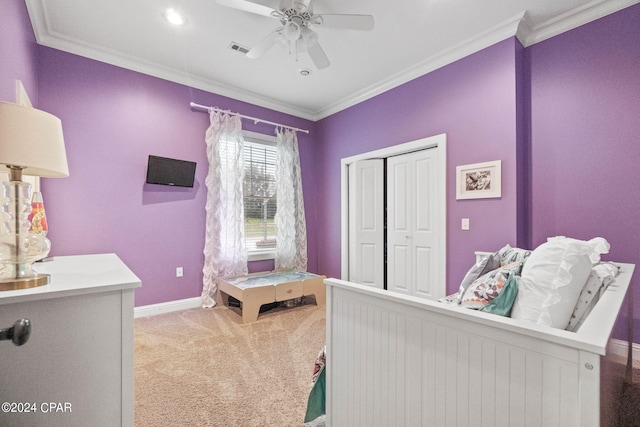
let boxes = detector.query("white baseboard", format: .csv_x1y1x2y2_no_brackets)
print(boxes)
608,338,640,364
134,296,202,318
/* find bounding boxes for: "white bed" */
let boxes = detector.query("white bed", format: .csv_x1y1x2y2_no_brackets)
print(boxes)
324,260,634,426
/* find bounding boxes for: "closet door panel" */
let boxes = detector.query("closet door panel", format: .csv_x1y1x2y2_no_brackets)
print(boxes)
360,243,378,284
413,152,439,298
387,157,411,295
390,244,411,294
414,246,433,297
415,158,433,232
390,161,409,233
388,148,440,298
348,159,384,288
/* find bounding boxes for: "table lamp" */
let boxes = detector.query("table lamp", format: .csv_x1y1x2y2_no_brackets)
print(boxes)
0,102,69,291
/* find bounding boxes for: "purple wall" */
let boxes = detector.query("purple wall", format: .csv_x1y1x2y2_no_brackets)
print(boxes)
2,0,639,342
35,47,316,307
0,0,39,102
316,38,524,292
528,3,640,341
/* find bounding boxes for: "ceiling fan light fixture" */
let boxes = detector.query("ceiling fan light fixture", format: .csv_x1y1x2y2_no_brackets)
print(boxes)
283,21,301,41
218,0,374,70
164,8,186,26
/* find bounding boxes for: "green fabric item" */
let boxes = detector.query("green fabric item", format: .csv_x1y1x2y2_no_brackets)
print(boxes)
304,365,326,423
480,274,520,317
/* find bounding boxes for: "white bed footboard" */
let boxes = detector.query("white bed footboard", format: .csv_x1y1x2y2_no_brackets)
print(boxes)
325,263,634,427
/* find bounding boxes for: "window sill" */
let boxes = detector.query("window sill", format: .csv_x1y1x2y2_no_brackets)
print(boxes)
248,250,275,262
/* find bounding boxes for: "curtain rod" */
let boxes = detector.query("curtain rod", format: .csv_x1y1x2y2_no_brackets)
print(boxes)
189,102,309,134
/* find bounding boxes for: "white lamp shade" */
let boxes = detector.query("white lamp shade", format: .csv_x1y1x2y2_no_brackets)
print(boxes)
0,102,69,178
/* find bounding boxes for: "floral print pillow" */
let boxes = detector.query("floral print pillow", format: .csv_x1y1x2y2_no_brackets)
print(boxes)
460,262,522,309
498,244,532,267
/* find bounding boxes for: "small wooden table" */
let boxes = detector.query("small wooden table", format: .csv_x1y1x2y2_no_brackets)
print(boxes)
218,270,326,323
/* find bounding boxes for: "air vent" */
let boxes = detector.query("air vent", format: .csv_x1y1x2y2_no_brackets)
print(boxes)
229,42,250,54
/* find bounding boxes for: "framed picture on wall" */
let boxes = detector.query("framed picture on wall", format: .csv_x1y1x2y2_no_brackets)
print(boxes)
456,160,501,200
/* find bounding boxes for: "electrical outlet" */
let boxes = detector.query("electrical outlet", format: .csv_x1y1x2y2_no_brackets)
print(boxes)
461,218,470,230
176,267,183,277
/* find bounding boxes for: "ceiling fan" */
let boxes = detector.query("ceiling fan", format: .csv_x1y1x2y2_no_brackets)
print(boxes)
217,0,375,69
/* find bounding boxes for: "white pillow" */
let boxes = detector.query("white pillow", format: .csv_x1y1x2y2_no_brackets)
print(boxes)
511,236,610,329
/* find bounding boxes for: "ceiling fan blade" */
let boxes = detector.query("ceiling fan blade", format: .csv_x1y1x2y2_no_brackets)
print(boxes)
314,14,374,31
217,0,280,18
307,42,330,69
247,28,282,58
301,27,318,47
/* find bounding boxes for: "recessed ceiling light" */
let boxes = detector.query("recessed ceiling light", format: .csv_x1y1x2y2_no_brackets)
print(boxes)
164,8,186,26
299,68,312,76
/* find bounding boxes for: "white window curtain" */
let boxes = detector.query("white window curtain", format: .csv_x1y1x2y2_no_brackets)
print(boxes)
201,111,248,308
274,127,307,271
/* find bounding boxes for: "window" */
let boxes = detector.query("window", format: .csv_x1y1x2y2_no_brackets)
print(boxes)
243,131,277,260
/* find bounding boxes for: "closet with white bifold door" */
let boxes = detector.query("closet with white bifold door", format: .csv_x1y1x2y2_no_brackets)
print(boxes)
342,134,447,301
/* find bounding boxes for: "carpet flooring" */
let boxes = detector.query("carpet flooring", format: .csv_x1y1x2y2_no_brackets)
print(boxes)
134,301,326,427
610,356,640,426
135,301,640,426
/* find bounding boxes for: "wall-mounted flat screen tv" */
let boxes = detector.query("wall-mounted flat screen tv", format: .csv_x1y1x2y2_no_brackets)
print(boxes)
146,155,197,188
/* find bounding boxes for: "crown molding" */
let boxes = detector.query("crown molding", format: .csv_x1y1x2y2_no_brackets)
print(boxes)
518,0,640,46
316,0,639,120
35,34,318,120
313,12,526,120
25,0,640,123
25,1,317,120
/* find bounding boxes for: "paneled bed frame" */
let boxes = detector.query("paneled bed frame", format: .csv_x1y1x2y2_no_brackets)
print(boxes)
324,262,635,426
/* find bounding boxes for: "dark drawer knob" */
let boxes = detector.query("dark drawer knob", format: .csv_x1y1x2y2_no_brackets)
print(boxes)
0,319,31,346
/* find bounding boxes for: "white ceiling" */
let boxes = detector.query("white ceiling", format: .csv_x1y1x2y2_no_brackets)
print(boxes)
25,0,637,120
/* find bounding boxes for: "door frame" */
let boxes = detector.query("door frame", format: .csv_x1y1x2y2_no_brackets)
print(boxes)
340,133,447,289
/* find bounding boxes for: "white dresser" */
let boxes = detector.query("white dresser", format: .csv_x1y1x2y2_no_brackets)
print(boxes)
0,254,141,427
